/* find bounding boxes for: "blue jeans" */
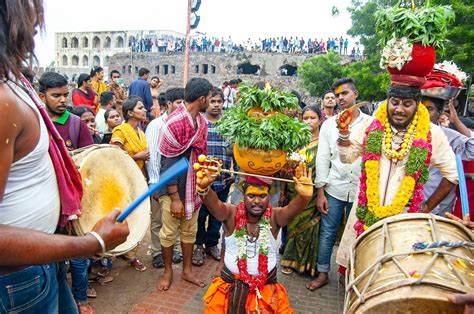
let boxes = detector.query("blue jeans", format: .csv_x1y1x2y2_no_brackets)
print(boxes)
196,186,230,247
0,262,77,313
317,192,353,273
69,258,89,303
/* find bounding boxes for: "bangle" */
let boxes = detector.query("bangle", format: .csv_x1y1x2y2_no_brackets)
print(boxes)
86,231,106,254
338,132,350,140
196,185,210,197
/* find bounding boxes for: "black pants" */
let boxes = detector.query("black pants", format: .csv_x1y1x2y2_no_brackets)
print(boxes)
196,186,230,247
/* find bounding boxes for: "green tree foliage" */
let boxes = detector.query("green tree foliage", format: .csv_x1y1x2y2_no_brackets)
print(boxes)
299,0,472,101
300,1,396,101
431,0,474,76
348,0,474,76
344,58,390,100
299,51,344,97
300,53,390,101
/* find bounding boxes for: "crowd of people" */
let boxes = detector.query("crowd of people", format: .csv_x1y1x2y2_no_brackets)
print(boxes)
1,1,474,314
128,34,360,57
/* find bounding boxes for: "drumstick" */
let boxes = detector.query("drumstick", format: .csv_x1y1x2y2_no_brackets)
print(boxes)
456,154,470,218
116,157,189,223
194,163,316,186
341,102,367,115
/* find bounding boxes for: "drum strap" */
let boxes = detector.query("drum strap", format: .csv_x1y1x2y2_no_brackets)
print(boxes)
69,114,81,149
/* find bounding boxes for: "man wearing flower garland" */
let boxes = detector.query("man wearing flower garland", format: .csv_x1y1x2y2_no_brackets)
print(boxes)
196,163,313,313
335,84,459,269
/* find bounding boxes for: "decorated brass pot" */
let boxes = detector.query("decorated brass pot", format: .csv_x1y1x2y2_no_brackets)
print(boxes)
233,143,287,176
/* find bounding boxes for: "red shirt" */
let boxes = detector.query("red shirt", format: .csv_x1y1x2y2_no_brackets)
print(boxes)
72,88,97,113
453,160,474,218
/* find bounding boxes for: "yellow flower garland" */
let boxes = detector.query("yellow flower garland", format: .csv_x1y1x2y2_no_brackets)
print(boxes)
365,101,430,218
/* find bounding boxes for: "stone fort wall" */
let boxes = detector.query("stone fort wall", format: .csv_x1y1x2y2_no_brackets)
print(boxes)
106,51,309,92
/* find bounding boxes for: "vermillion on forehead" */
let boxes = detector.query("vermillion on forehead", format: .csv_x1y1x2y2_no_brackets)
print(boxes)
245,185,269,196
335,86,344,94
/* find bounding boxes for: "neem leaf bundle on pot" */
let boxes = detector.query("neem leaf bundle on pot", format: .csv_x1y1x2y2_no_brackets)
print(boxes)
376,1,455,83
217,83,311,175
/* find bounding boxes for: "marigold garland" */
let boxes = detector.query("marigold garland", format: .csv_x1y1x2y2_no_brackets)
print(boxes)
354,101,432,235
234,202,272,291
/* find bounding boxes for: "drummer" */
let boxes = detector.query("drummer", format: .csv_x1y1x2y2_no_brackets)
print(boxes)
39,72,102,312
334,75,459,274
0,2,129,313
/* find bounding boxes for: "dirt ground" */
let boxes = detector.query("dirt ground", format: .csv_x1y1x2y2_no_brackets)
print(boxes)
88,231,161,313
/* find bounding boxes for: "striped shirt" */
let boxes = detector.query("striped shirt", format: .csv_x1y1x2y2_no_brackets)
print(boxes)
207,118,233,193
145,113,168,184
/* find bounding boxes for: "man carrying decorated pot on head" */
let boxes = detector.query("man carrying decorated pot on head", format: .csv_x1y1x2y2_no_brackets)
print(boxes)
197,164,313,313
335,2,459,274
198,83,313,312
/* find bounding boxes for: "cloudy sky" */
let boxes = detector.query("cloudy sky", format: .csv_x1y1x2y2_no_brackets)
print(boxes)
34,0,354,66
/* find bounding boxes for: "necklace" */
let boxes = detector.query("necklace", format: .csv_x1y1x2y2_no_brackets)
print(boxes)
354,101,432,234
234,202,272,291
246,224,260,243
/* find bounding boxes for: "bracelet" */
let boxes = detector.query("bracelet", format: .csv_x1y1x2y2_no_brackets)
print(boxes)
338,132,350,140
196,185,210,197
86,231,106,254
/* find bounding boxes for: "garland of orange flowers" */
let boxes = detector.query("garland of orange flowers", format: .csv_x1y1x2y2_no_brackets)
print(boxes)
354,101,432,234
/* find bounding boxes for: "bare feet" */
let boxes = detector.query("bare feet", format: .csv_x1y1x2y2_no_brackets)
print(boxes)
306,272,329,291
212,260,224,278
157,270,173,291
182,270,205,287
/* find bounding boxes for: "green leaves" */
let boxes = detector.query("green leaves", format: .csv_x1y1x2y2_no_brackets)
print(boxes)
405,146,429,175
299,51,344,97
238,84,299,112
376,4,455,49
366,130,384,154
216,106,311,152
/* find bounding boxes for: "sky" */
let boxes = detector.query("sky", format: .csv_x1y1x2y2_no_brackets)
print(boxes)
34,0,354,67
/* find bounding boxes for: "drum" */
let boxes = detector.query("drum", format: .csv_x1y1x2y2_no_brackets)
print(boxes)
346,213,474,314
71,145,150,256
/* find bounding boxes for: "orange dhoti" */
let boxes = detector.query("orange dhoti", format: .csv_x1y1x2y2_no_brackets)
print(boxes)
203,276,293,314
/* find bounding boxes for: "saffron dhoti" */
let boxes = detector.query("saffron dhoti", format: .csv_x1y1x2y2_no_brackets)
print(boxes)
203,270,293,314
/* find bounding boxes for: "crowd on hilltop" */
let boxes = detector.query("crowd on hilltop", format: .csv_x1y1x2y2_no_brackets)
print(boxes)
128,35,361,57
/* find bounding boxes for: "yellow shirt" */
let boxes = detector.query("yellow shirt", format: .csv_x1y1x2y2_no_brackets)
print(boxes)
92,81,107,99
111,123,148,173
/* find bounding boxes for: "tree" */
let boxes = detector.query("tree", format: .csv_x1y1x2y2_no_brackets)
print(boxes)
347,0,474,76
343,58,390,101
299,51,344,97
300,54,390,101
431,0,474,76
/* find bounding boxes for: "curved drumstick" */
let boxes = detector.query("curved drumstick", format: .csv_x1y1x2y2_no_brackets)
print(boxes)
456,154,470,218
193,162,316,186
339,102,367,116
116,157,189,222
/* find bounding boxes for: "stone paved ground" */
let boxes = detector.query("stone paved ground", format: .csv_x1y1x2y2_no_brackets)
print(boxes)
130,249,345,314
